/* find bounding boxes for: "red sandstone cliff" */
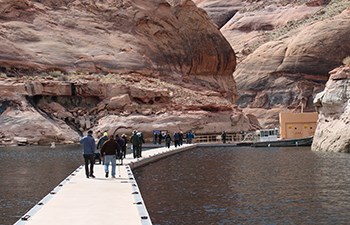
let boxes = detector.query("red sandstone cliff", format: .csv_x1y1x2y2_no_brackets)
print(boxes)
0,0,236,95
0,0,260,145
195,0,350,127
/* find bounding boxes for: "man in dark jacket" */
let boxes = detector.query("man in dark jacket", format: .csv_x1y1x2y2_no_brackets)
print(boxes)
100,135,120,178
136,131,145,158
221,131,227,144
121,134,128,159
173,132,180,147
115,134,125,162
130,130,139,158
80,130,96,178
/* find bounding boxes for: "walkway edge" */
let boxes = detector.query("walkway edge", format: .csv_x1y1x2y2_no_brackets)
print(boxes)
129,145,197,169
13,144,197,225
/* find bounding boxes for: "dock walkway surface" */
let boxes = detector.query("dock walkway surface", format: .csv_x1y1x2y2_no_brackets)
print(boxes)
14,144,197,225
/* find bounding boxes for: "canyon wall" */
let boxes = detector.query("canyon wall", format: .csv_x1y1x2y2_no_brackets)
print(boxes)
0,0,236,97
0,0,260,145
312,66,350,152
195,0,350,127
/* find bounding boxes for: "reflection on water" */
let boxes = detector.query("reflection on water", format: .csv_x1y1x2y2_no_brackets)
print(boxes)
0,145,81,225
134,147,350,225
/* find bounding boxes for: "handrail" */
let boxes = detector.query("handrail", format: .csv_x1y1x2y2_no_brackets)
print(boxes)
190,132,259,143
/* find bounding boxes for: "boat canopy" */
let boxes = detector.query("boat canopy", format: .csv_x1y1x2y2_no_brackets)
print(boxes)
257,128,279,142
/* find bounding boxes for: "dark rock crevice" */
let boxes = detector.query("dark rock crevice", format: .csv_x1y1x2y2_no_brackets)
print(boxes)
0,101,10,115
26,95,55,120
25,95,84,136
210,9,238,29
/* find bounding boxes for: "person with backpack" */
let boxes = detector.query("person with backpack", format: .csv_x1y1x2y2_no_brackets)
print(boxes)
96,131,108,164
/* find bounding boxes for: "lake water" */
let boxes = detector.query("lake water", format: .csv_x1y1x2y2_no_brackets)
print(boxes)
134,146,350,225
2,145,350,225
0,145,82,225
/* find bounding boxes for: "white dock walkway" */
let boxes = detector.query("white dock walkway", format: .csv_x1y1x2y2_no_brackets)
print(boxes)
14,144,196,225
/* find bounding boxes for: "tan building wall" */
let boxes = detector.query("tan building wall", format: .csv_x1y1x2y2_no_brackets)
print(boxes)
279,112,318,139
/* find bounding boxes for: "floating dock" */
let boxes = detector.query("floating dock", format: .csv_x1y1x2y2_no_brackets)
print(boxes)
14,144,197,225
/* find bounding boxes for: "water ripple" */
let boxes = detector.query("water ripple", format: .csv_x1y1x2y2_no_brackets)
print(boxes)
134,146,350,225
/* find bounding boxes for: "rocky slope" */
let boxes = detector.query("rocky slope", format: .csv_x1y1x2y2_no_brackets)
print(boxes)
312,65,350,152
194,0,350,127
0,0,260,146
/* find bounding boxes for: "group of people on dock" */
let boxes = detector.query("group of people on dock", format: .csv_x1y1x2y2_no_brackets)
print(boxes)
154,130,195,147
130,130,145,158
80,130,128,179
80,129,196,179
79,129,150,179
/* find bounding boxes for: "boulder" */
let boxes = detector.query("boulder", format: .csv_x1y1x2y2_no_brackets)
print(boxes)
312,66,350,152
38,101,73,119
0,97,80,145
106,94,132,110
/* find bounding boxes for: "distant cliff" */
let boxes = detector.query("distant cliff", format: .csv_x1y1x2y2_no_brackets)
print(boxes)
195,0,350,128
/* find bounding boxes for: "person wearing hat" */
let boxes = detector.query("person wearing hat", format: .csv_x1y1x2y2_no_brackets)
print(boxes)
96,131,108,164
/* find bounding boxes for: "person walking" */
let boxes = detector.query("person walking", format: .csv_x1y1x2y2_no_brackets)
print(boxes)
136,131,145,158
100,135,120,178
186,131,194,144
158,131,163,145
153,131,158,144
115,134,125,160
97,132,108,149
80,130,96,178
130,130,145,158
221,131,227,144
96,132,108,164
165,132,172,148
179,131,184,146
121,134,128,159
173,131,180,147
130,130,139,158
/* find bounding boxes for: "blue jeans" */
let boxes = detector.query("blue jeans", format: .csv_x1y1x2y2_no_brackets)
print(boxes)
104,155,116,176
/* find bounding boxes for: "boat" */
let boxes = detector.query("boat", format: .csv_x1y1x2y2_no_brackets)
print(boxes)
251,136,313,147
250,111,317,147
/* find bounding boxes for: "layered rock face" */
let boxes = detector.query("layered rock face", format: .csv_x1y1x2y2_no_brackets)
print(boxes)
0,0,236,97
195,0,350,127
312,66,350,152
0,0,260,145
